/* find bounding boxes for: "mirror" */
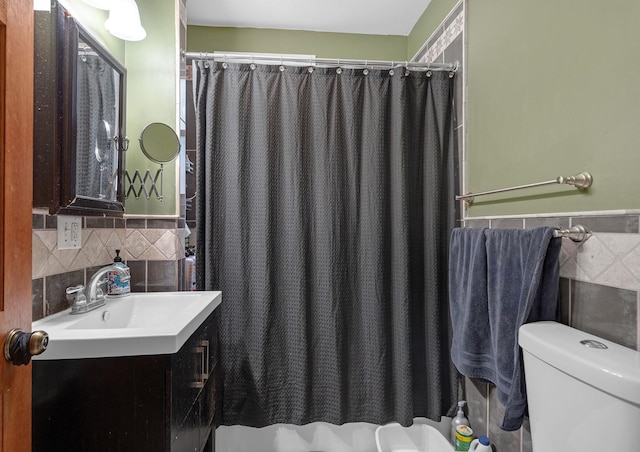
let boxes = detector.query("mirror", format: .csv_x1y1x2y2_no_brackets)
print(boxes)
139,122,180,164
125,123,179,201
33,2,127,216
76,35,123,202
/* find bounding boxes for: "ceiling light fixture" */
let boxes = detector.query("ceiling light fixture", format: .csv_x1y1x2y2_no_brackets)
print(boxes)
105,0,147,41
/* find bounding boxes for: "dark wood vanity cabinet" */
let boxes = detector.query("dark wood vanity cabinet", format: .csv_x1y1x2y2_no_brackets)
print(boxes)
32,310,219,452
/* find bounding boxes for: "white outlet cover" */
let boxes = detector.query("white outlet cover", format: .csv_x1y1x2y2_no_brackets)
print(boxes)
57,215,82,250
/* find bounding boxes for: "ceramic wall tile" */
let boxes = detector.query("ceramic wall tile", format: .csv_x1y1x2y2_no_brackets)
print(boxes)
127,260,147,292
32,278,44,322
33,214,45,230
32,211,186,321
147,260,178,292
524,217,570,229
465,377,488,437
573,215,639,233
487,386,521,452
571,280,637,349
489,218,524,229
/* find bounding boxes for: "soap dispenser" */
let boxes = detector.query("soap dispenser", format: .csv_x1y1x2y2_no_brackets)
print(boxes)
107,249,130,296
450,400,470,445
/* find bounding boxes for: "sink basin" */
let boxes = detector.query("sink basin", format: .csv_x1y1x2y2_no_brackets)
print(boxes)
32,291,221,360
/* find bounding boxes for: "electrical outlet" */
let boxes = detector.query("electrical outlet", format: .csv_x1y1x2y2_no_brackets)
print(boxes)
57,215,82,250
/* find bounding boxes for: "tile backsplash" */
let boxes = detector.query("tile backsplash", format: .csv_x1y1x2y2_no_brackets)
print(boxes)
462,213,640,452
32,213,187,321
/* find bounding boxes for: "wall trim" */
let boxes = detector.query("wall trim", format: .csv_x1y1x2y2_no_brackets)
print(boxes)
463,209,640,221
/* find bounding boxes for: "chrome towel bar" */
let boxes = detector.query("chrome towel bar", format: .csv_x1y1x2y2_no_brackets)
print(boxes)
456,172,593,203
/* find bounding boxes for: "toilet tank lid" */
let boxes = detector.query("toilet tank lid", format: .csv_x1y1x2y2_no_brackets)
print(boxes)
519,321,640,406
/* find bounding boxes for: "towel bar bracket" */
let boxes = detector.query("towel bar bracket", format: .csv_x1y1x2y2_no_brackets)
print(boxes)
553,225,589,242
557,172,592,190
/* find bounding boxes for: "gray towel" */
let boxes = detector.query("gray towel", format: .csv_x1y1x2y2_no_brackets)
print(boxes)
449,227,561,431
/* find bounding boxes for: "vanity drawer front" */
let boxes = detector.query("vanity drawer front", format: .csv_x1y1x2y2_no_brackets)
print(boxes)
171,406,199,452
171,372,217,452
171,311,217,436
201,363,218,429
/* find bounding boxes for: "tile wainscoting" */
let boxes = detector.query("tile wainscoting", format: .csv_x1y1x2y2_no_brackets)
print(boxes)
461,213,640,452
32,214,187,321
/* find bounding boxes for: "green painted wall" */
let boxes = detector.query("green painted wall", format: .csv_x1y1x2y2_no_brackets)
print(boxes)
465,0,640,216
406,0,458,59
124,0,178,216
187,26,407,61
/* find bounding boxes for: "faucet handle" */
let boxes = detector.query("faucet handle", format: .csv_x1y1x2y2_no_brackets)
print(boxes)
66,285,85,295
66,285,87,305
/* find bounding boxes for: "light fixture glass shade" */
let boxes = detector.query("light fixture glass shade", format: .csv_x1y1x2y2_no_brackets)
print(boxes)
81,0,111,10
105,0,146,41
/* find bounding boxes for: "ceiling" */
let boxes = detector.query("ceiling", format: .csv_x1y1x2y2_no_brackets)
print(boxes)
186,0,432,36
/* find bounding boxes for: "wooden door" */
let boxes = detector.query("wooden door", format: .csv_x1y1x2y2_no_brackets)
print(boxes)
0,0,34,451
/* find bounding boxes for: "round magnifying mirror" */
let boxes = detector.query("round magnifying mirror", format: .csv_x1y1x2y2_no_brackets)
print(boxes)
94,119,112,163
138,122,180,164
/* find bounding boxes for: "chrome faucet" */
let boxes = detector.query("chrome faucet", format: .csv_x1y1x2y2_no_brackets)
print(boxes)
66,265,130,315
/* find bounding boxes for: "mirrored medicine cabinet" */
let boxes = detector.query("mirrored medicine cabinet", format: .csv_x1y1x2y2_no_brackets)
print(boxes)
34,2,127,216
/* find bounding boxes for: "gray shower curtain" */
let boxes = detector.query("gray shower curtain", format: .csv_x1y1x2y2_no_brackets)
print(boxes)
76,54,117,199
194,61,458,427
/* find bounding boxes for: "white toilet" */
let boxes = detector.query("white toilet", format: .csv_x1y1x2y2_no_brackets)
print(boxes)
519,321,640,452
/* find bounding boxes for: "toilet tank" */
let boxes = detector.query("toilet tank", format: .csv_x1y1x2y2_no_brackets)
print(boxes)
519,321,640,452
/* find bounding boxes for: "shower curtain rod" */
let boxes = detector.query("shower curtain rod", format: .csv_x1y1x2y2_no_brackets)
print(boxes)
184,51,458,72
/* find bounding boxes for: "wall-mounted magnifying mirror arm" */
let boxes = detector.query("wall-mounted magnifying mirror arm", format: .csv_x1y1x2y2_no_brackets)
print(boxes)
125,165,164,201
125,123,179,202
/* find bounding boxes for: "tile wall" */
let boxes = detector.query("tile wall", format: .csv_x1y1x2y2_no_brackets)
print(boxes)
32,213,187,322
413,1,464,166
462,213,640,452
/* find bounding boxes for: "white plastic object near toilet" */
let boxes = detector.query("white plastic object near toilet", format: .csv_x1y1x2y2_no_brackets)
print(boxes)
519,321,640,452
468,435,491,452
374,422,453,452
